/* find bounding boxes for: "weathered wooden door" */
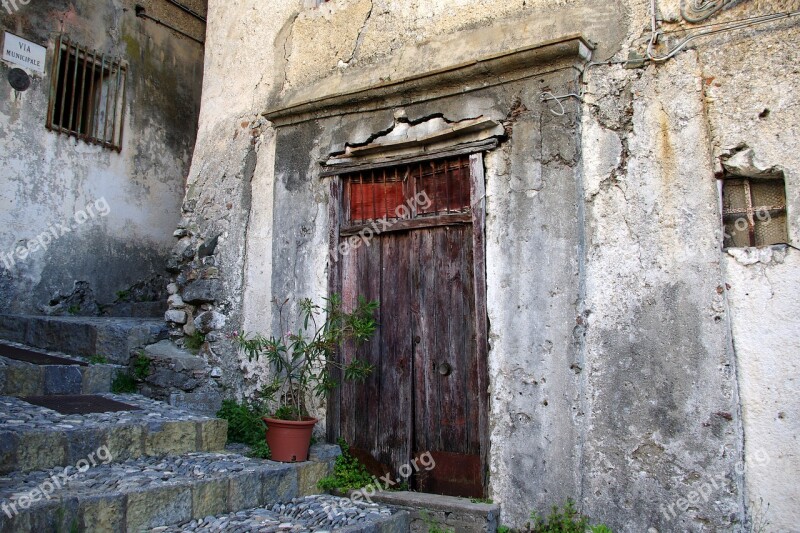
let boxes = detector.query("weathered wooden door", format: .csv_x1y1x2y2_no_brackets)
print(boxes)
329,154,488,498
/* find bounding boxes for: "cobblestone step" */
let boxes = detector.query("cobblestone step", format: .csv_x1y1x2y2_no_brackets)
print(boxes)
0,446,339,532
153,494,410,532
0,342,124,397
0,315,167,365
0,394,227,474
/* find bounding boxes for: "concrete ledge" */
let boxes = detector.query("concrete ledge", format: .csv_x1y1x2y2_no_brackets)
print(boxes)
264,35,593,126
0,315,168,364
0,355,124,397
370,491,499,533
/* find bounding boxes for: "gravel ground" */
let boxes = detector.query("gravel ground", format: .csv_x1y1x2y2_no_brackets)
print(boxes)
153,495,399,532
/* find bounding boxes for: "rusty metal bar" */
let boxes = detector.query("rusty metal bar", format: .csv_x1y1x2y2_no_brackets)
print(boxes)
46,35,63,131
117,65,127,151
102,56,112,146
67,41,80,132
444,158,450,214
111,59,122,147
76,45,88,135
58,38,70,134
743,179,755,246
87,50,98,141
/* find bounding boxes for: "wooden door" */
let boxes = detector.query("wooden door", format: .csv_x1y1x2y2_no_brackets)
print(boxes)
329,154,488,498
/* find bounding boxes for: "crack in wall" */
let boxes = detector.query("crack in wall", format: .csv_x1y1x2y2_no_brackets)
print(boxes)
341,0,374,67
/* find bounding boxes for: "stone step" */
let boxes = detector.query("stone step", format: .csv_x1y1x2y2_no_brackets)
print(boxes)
0,341,124,397
0,315,168,365
0,445,339,532
100,301,168,319
0,394,227,474
153,494,410,532
369,491,500,533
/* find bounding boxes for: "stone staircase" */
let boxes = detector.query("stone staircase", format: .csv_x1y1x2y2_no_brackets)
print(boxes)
0,320,410,532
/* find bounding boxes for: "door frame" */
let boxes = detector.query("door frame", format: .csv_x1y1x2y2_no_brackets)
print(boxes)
326,151,490,494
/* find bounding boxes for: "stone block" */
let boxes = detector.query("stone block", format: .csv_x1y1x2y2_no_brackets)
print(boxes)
0,431,19,474
126,486,192,531
16,430,67,472
260,463,299,504
182,279,222,304
191,479,228,517
165,310,187,324
43,365,83,395
79,494,125,531
227,470,265,511
145,421,198,455
2,362,42,396
198,418,228,450
193,311,225,333
105,424,144,462
298,460,329,496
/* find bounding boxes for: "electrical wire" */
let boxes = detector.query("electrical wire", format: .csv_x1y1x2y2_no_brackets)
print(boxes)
646,8,800,62
681,0,738,23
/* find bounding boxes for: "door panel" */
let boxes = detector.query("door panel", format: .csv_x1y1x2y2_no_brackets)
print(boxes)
338,224,481,496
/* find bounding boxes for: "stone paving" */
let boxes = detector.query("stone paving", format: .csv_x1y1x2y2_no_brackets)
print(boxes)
0,393,228,473
153,495,408,532
0,448,340,531
0,393,217,430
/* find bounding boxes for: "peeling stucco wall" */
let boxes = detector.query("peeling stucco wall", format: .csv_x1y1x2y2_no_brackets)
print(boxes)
174,0,800,530
0,0,204,314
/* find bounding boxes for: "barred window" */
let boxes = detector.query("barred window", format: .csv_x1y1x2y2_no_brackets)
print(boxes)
46,36,127,152
721,177,788,248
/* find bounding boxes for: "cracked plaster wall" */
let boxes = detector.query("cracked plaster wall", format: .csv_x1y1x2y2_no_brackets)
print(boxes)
0,0,204,313
179,0,799,530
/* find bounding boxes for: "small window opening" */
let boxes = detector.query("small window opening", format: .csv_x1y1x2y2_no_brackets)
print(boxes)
721,176,788,248
341,155,471,227
47,36,126,151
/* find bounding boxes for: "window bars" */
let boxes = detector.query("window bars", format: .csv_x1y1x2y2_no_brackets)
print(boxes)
342,155,472,227
722,177,788,248
46,35,127,152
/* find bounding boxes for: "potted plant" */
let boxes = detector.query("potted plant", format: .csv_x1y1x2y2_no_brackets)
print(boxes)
233,294,378,462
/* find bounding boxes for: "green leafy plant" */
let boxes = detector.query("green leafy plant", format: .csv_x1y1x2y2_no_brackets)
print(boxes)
471,497,494,504
526,500,612,533
234,294,378,420
67,305,80,315
497,526,511,533
132,353,151,381
248,439,271,459
88,354,108,365
185,331,206,351
115,289,131,301
111,372,137,393
217,399,268,447
318,438,374,492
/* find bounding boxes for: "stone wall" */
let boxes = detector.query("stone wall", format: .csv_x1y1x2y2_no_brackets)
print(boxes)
0,0,205,314
173,0,800,530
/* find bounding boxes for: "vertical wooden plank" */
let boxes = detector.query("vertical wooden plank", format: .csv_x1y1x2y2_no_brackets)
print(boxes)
326,178,342,444
378,233,413,475
412,228,435,456
469,153,490,493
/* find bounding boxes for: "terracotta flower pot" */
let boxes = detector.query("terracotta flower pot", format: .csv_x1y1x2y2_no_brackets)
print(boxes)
263,416,318,462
